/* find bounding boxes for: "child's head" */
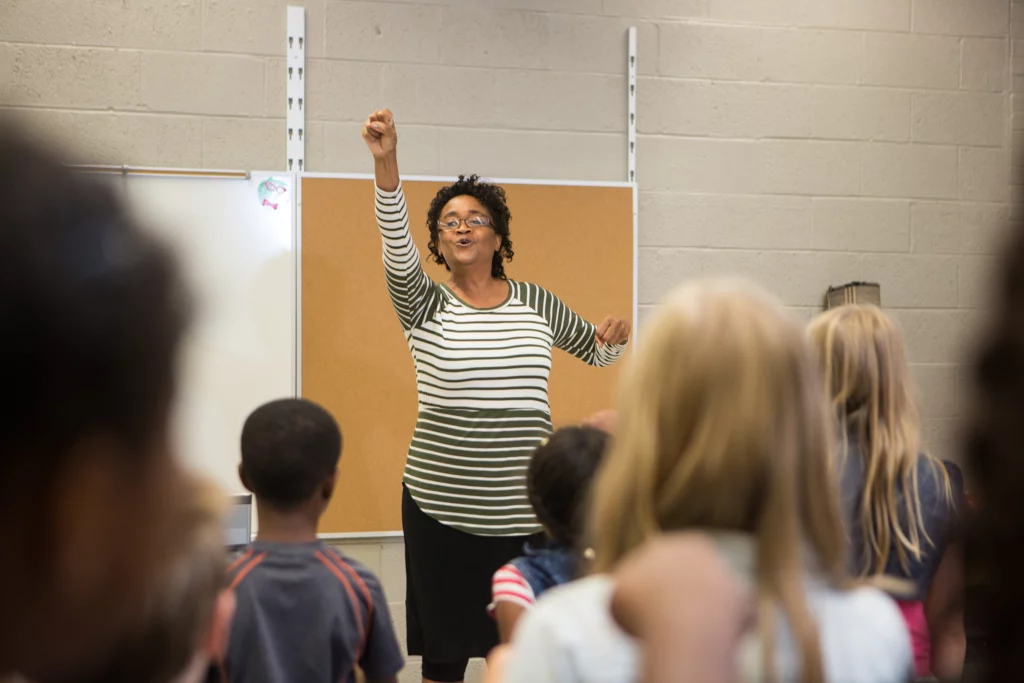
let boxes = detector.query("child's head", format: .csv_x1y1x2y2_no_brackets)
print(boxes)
806,304,918,442
807,304,947,574
0,122,191,680
589,278,846,683
239,398,342,513
75,473,236,683
528,427,609,549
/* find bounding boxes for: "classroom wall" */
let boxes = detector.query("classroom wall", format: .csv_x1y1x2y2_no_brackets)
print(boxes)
1,0,1013,467
0,2,1015,681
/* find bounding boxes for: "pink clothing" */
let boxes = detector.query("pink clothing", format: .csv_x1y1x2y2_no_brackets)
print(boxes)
489,564,537,615
897,599,931,677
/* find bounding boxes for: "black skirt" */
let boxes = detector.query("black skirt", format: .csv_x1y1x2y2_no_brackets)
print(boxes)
402,486,542,663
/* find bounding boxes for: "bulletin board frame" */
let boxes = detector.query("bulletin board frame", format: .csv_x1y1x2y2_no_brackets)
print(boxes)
297,172,638,539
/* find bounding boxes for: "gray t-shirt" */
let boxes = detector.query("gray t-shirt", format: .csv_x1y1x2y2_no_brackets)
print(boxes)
839,446,963,600
501,534,913,683
222,540,403,683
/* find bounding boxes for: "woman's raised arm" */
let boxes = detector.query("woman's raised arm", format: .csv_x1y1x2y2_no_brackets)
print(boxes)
362,109,399,192
362,110,438,331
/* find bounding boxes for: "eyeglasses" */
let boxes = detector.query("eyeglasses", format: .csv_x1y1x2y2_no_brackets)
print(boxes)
437,215,492,231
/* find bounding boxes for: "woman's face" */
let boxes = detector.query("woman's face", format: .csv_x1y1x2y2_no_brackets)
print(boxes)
436,195,501,276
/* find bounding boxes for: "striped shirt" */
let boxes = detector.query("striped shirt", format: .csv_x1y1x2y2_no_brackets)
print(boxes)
490,564,537,612
376,183,625,536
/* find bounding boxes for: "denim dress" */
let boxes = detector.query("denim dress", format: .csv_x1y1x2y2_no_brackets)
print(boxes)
508,542,577,600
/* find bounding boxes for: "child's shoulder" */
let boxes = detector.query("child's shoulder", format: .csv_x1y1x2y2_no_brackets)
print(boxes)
226,545,250,566
839,588,913,680
321,545,375,575
319,546,387,595
531,574,614,617
225,545,262,583
816,582,905,621
810,583,912,675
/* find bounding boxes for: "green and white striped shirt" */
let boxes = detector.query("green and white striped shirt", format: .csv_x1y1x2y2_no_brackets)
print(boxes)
376,183,625,536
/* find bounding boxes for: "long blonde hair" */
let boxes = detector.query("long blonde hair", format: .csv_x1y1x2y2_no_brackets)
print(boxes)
807,304,951,576
590,279,847,683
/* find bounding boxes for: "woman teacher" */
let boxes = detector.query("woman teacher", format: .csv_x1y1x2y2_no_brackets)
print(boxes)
362,109,630,683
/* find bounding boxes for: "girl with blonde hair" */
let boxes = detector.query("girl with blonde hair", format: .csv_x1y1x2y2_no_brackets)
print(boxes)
808,304,965,680
499,279,912,683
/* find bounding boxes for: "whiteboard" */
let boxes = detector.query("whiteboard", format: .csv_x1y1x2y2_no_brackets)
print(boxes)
122,173,297,495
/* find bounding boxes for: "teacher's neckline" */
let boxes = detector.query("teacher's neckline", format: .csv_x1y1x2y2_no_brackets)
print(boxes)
440,280,513,311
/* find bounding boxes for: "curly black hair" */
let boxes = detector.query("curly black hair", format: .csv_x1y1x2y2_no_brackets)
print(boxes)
528,426,609,549
425,175,514,280
965,208,1024,681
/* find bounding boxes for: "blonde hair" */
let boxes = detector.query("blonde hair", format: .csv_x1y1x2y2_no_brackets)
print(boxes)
590,279,847,683
808,304,951,577
80,472,228,683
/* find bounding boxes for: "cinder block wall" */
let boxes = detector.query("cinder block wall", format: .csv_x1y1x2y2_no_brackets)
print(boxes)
1,2,1012,681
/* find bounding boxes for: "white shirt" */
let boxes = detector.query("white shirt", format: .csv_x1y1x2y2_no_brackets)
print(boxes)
501,537,913,683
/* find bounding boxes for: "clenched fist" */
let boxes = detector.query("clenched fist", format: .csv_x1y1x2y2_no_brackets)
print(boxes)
361,109,397,159
595,316,630,347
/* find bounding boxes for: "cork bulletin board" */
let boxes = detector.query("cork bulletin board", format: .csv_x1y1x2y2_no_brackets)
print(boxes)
300,176,635,534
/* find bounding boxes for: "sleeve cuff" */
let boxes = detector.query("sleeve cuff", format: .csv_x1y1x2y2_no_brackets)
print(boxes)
375,181,403,199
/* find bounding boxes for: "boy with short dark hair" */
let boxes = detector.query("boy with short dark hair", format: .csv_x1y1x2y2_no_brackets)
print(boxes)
223,398,403,683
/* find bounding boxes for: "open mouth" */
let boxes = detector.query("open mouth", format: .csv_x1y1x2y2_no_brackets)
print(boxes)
455,238,473,247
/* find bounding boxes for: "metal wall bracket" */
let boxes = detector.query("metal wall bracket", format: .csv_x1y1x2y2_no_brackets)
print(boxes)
286,6,306,172
627,26,637,184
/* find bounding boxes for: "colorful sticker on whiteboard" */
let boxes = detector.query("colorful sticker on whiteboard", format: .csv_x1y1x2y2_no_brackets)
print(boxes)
258,177,289,210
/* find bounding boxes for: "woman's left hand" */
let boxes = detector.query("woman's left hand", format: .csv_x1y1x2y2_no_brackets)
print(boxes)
595,317,631,347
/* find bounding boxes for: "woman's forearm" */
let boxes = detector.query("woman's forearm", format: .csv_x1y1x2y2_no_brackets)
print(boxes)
374,152,400,193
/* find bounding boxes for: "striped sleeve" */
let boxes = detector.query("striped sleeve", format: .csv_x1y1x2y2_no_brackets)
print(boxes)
376,183,439,331
490,563,537,612
517,283,626,367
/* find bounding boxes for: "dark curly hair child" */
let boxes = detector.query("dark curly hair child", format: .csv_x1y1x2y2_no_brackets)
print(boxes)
425,174,515,280
489,426,608,642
